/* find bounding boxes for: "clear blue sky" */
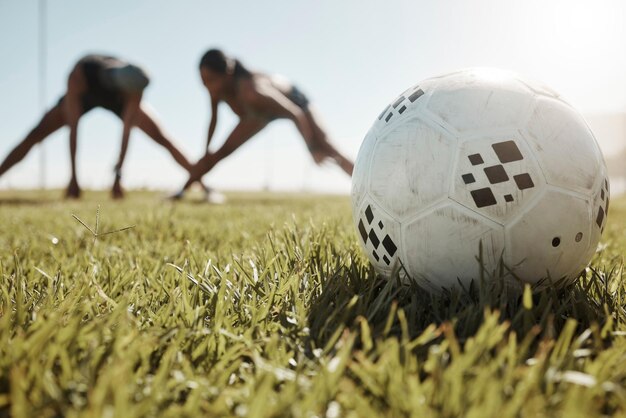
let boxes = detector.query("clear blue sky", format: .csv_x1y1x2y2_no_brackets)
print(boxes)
1,0,625,192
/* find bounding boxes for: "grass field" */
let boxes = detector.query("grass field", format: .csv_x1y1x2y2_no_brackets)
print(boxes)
0,190,625,418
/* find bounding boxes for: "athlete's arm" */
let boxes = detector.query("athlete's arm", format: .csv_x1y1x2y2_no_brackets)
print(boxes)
206,96,218,151
180,117,268,193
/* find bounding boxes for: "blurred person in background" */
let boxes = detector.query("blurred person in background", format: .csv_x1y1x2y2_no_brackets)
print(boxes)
171,48,354,199
0,54,195,199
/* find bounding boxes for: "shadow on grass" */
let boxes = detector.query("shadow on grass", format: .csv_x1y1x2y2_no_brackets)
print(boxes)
306,259,625,352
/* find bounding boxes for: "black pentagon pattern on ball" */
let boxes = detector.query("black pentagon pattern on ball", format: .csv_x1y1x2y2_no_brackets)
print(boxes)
368,229,380,248
596,207,605,230
460,140,535,209
358,204,399,266
484,165,509,184
365,205,374,224
378,86,425,123
408,89,425,102
513,173,534,190
596,178,610,231
382,235,398,257
468,154,484,166
462,173,476,184
470,188,497,208
358,219,368,242
492,140,524,163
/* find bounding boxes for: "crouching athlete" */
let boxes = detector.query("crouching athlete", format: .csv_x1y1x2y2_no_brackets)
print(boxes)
171,48,354,199
0,54,195,198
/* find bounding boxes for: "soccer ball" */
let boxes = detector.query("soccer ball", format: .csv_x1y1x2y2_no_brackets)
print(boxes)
351,68,609,291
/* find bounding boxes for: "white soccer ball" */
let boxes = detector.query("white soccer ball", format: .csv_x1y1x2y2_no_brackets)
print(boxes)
352,68,609,291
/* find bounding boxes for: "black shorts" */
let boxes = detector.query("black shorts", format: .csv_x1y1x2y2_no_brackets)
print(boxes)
55,56,134,117
56,93,125,118
286,86,310,111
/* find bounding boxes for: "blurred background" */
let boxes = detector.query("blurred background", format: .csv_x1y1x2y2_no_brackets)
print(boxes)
0,0,625,194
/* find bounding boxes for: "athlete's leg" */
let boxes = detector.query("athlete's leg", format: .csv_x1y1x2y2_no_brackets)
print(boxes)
64,64,89,199
304,106,353,175
0,102,67,178
134,104,193,171
66,118,81,198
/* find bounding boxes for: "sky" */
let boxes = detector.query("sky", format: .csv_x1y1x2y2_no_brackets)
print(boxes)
0,0,625,193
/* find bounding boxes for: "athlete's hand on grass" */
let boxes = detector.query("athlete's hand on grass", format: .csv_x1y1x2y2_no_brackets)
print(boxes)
65,178,82,199
112,178,124,199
